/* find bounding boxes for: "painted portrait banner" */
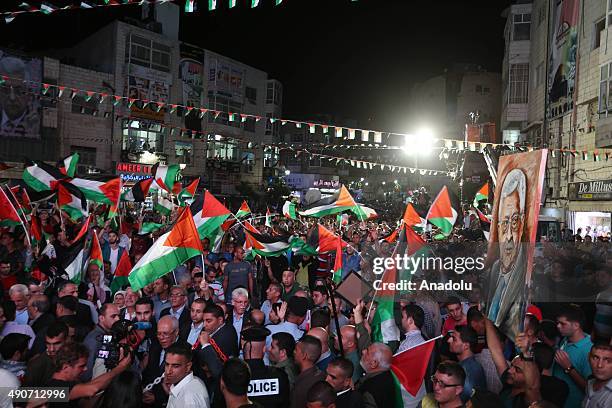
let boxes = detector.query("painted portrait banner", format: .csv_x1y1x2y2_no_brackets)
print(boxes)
485,149,548,340
547,0,579,118
0,50,41,139
180,43,204,132
125,64,171,122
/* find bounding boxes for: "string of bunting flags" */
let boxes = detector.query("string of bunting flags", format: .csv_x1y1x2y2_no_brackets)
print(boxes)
1,74,611,161
0,0,355,24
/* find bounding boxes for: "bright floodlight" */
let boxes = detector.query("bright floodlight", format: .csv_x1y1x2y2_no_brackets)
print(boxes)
284,169,291,176
403,126,435,155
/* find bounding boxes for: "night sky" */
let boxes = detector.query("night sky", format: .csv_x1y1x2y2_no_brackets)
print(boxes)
1,0,511,130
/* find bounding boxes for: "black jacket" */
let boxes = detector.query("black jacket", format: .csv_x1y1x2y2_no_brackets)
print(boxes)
31,312,55,336
142,339,169,408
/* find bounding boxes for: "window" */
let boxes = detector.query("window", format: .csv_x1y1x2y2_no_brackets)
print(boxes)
608,0,612,26
122,120,165,164
245,87,257,104
513,13,531,41
266,81,282,105
309,156,321,168
71,95,98,115
594,18,606,50
599,63,612,113
175,141,193,164
126,34,171,72
264,147,279,168
207,135,238,161
534,62,544,87
475,85,490,96
509,63,529,104
241,152,255,173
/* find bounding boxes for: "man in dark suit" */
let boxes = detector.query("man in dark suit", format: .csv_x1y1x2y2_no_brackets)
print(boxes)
159,285,191,343
56,280,94,329
28,294,55,336
142,315,181,408
325,358,365,408
357,343,398,407
193,303,238,397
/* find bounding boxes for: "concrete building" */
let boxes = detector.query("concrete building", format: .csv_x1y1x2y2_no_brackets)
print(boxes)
502,0,611,235
0,3,282,196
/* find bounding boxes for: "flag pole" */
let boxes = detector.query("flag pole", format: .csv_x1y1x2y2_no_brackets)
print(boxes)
328,284,345,358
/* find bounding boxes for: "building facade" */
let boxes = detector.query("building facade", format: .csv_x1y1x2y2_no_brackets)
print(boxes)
502,0,611,235
0,3,281,196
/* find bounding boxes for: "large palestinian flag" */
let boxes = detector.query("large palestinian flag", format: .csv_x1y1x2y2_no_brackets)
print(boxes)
426,186,457,237
306,224,346,283
57,181,89,221
402,203,425,232
23,161,65,192
178,178,199,207
191,190,232,242
128,207,203,291
243,228,295,257
71,176,121,208
122,178,154,202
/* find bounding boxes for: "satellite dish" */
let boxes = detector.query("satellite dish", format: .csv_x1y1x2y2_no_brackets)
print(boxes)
304,189,321,205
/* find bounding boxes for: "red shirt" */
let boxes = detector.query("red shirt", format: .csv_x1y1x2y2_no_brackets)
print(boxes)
442,315,467,336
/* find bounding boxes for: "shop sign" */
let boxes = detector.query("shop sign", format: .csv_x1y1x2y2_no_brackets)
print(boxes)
116,162,153,182
569,179,612,200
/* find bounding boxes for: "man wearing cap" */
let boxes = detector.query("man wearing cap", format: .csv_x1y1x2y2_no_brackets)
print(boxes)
241,326,290,408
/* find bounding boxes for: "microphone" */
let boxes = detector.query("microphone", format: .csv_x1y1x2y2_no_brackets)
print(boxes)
131,321,152,330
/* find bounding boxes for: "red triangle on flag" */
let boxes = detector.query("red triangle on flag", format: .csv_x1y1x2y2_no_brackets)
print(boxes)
163,207,203,252
184,177,199,196
70,216,91,245
427,186,454,219
404,225,425,256
99,178,121,207
391,337,437,396
402,203,422,226
114,250,132,278
335,185,357,207
202,191,231,218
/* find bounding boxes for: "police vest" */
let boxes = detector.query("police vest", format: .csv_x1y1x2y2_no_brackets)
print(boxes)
247,378,280,397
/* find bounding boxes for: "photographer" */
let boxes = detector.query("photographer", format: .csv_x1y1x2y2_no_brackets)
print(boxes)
83,303,120,380
42,342,132,408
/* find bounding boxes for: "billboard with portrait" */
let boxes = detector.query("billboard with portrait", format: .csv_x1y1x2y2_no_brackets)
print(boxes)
484,149,548,340
0,50,41,139
208,58,244,98
180,44,204,132
125,65,171,122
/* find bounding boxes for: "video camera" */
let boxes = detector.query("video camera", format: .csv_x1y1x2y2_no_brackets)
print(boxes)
97,319,150,369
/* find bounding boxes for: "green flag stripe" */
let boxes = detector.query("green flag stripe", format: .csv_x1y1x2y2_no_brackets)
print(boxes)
128,247,201,291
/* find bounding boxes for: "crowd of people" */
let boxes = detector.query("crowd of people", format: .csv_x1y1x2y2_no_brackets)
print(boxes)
0,198,610,408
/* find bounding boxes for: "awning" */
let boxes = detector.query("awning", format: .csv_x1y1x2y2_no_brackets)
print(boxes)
568,201,612,212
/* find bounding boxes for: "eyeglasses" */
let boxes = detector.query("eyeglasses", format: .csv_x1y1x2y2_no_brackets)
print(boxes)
430,375,461,388
497,213,523,233
170,293,185,298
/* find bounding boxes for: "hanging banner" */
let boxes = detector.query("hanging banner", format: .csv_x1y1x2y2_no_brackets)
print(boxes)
547,0,579,119
125,65,171,121
208,56,245,98
485,149,547,341
0,50,41,139
180,43,205,132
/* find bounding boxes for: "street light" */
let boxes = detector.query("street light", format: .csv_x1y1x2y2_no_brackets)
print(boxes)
284,169,291,176
402,127,435,156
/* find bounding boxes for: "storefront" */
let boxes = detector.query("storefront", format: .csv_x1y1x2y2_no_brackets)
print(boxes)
115,162,154,185
567,179,612,237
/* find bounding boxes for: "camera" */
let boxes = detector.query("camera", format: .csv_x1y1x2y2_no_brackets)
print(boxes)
97,319,149,369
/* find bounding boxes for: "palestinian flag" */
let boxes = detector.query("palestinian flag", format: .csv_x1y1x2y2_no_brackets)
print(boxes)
128,207,202,291
23,160,65,192
299,185,368,219
391,337,439,406
0,187,21,228
154,196,174,216
57,181,89,221
151,164,180,194
353,205,378,221
191,190,232,242
140,222,163,234
243,228,295,257
426,186,457,237
71,177,121,208
177,177,199,207
110,250,132,294
336,213,349,228
60,234,87,283
265,207,272,228
402,203,425,232
30,214,44,249
58,153,79,177
306,224,345,282
381,227,399,244
121,178,153,202
282,201,297,219
88,232,103,271
9,186,31,221
473,206,491,240
70,216,91,245
235,200,251,218
473,182,490,208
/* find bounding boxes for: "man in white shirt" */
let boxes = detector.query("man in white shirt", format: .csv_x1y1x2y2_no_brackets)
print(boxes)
164,344,210,408
9,284,29,325
187,299,206,346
